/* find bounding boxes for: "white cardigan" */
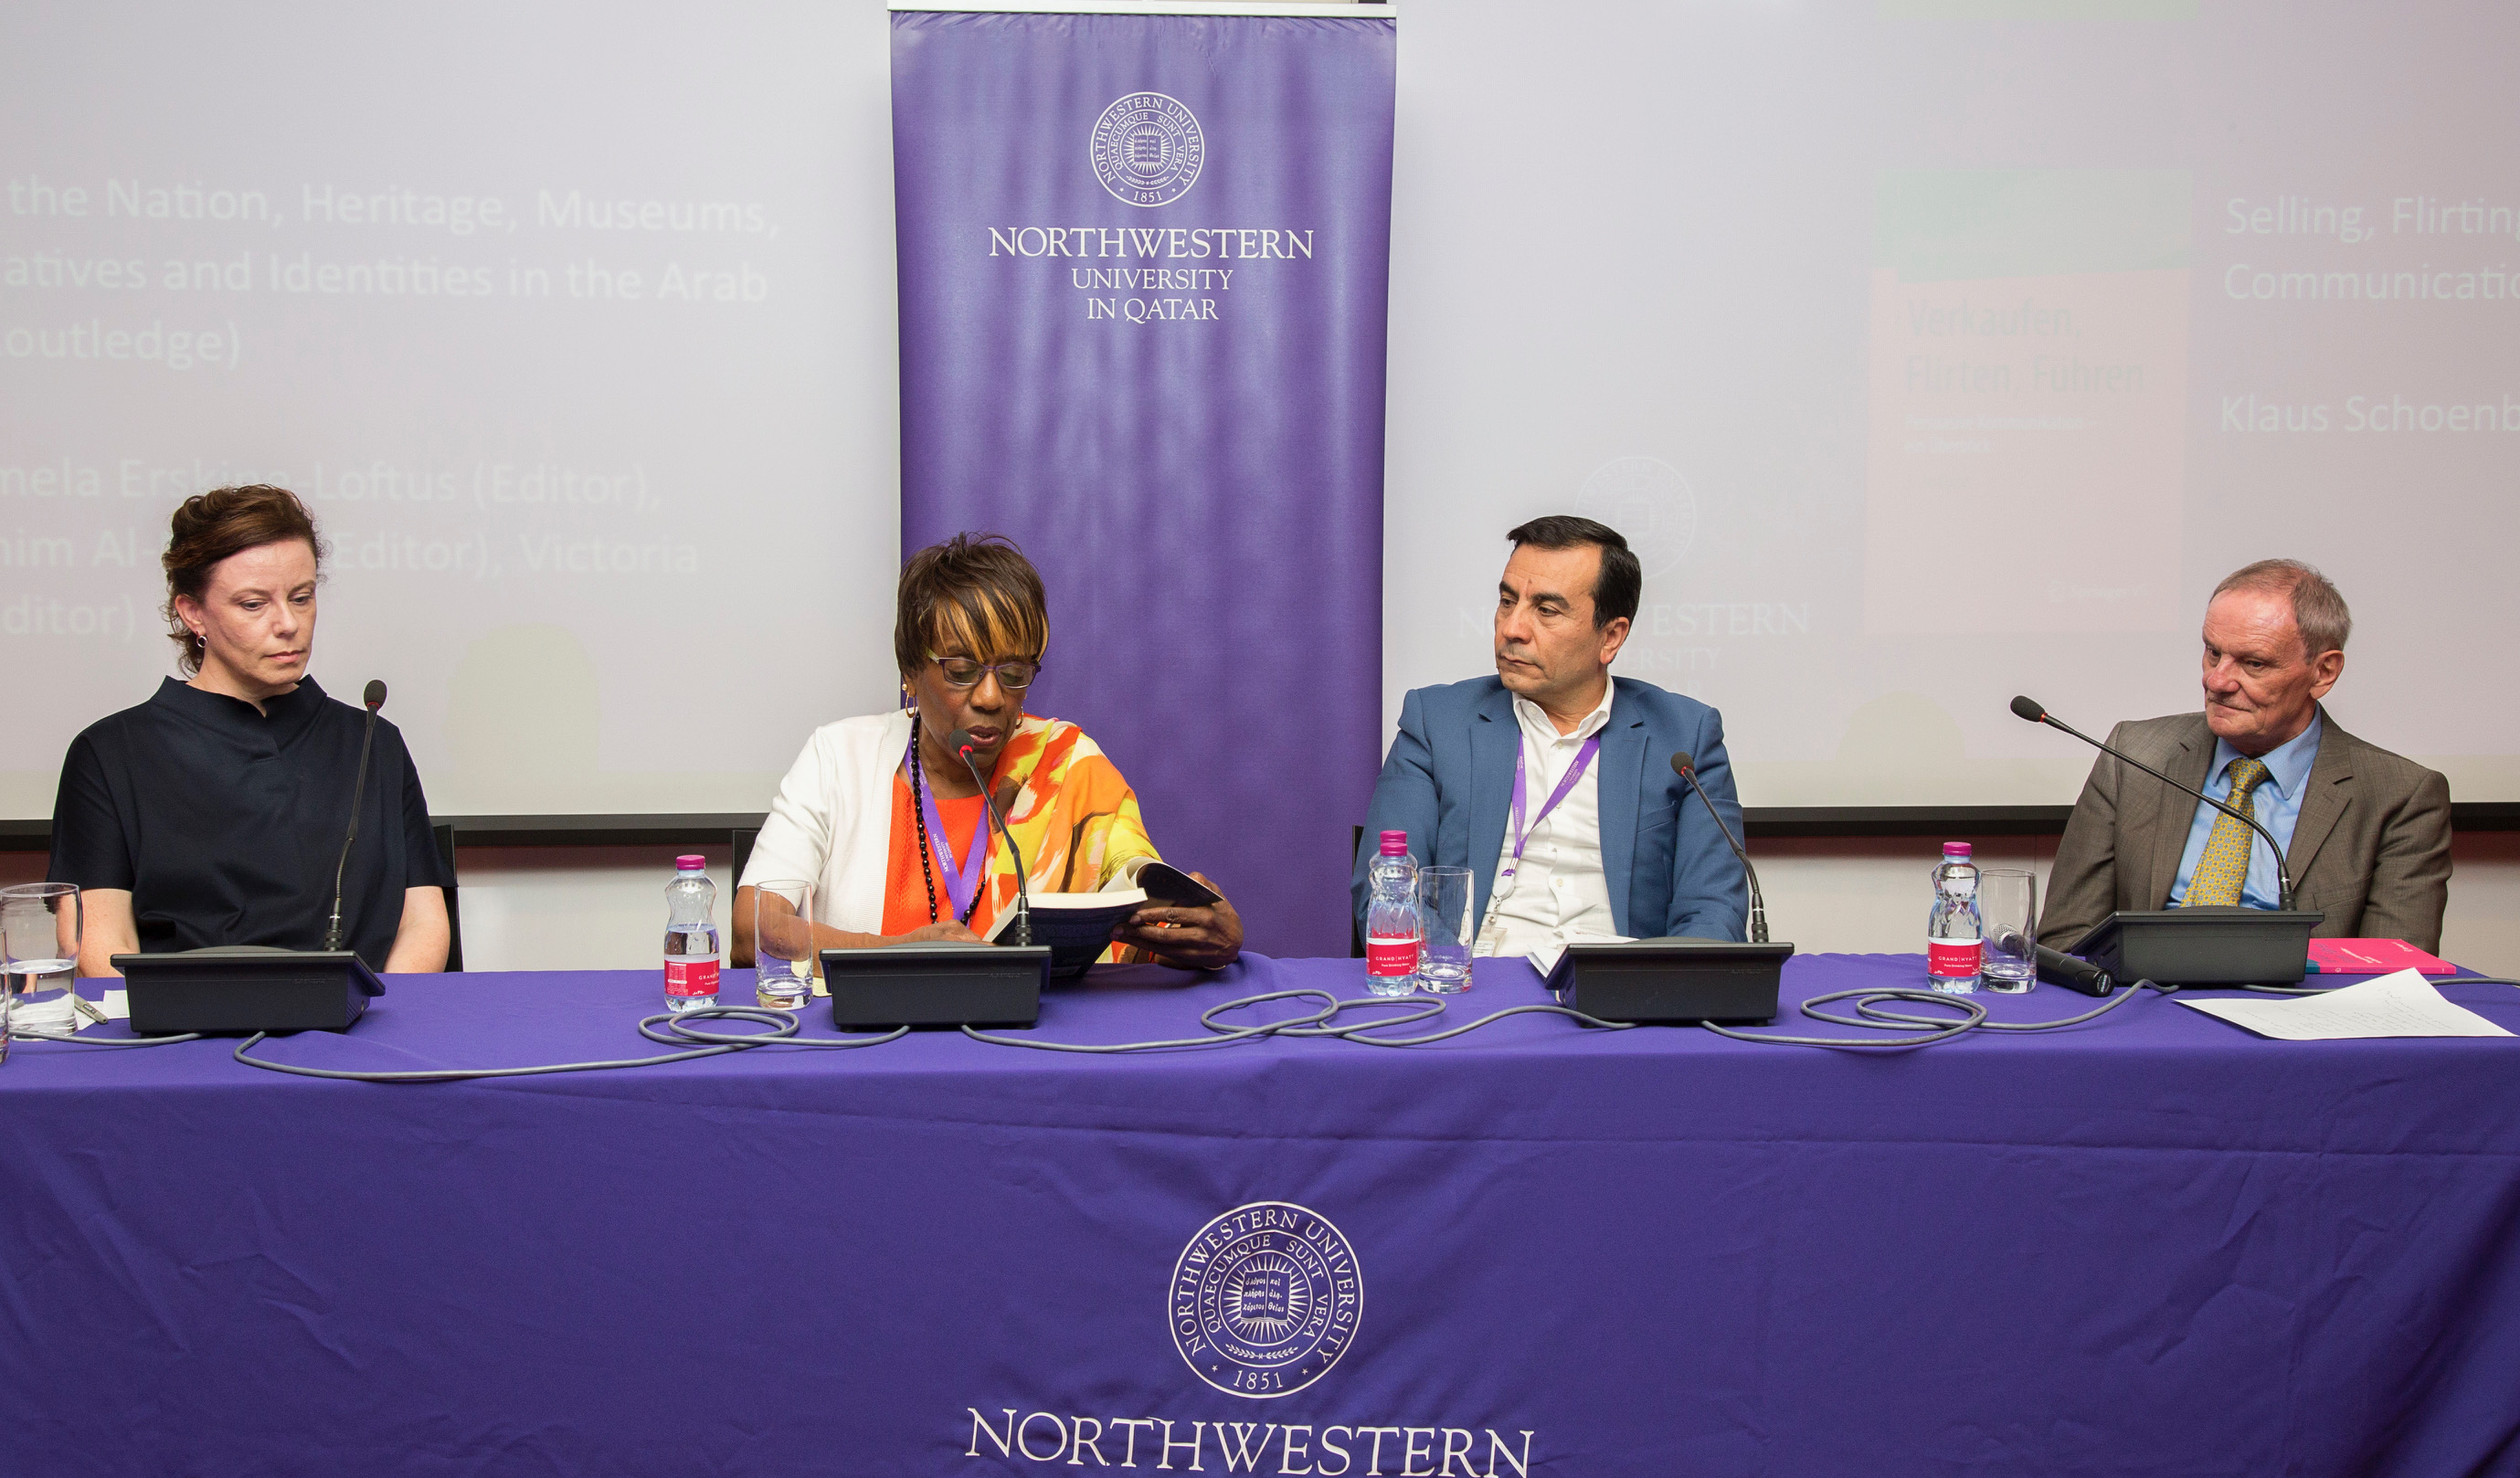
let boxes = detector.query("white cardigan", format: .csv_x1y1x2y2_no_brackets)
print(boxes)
740,710,921,934
742,709,1151,934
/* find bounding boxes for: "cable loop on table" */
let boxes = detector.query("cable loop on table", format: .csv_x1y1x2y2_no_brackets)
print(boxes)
1706,978,2159,1049
969,990,1640,1053
640,1006,906,1050
1274,996,1448,1037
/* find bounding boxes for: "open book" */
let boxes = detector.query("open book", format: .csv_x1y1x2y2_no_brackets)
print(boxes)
983,891,1147,975
974,862,1223,976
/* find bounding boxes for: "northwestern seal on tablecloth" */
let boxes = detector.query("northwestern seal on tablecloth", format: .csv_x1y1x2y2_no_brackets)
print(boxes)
1169,1201,1361,1399
1091,92,1205,208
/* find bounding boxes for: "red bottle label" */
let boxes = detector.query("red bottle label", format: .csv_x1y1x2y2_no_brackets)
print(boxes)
1365,937,1418,977
1927,940,1981,977
665,958,721,997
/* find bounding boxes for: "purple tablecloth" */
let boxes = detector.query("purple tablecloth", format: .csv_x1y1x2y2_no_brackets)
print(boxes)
5,955,2517,1477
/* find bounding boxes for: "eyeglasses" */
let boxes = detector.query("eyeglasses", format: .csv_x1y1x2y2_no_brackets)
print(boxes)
931,656,1041,691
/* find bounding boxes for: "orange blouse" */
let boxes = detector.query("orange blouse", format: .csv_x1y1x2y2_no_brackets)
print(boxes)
881,769,991,936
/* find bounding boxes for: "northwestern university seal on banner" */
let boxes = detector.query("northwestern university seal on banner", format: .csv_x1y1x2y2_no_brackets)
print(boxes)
1091,92,1206,207
1170,1202,1362,1399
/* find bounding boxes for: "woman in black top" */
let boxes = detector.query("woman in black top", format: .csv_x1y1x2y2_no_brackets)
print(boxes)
48,485,450,976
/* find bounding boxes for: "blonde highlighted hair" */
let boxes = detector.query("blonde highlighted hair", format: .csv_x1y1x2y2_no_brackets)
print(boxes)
894,532,1049,678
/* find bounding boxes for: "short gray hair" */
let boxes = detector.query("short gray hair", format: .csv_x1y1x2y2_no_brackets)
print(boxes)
2212,558,2351,658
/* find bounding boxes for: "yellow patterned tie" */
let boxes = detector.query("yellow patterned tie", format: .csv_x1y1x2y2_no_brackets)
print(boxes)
2186,757,2272,907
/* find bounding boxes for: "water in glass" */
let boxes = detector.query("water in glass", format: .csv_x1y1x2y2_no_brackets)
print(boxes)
751,880,816,1010
2,883,80,1035
1976,868,2038,993
1417,866,1474,993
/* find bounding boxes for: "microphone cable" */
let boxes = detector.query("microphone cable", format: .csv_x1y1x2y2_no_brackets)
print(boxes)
7,1025,203,1049
959,987,1347,1052
217,990,1564,1075
1318,1000,1640,1045
1699,975,2165,1050
961,990,1640,1053
230,1008,906,1083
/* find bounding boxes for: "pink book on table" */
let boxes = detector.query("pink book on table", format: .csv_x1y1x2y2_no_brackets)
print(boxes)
2305,939,2454,975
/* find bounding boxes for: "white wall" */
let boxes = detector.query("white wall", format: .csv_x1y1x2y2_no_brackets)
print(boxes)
445,844,736,973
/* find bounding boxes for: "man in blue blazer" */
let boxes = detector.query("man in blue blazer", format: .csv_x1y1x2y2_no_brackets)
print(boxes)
1354,516,1748,951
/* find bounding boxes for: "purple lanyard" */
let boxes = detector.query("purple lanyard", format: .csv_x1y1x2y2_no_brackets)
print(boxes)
919,776,989,920
1500,734,1601,885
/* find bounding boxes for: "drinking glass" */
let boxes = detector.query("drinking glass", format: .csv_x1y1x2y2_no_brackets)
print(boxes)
750,880,818,1009
1977,869,2038,994
1417,866,1475,994
2,882,82,1037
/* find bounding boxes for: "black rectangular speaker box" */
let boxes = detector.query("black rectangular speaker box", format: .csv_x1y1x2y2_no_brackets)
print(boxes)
114,947,386,1035
1544,939,1793,1025
822,944,1050,1029
2069,908,2324,987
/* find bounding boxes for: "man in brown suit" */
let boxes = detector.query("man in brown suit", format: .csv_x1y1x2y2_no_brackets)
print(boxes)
2040,559,2451,954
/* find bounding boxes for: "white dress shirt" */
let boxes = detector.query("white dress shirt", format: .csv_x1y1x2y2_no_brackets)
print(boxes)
1477,682,1618,957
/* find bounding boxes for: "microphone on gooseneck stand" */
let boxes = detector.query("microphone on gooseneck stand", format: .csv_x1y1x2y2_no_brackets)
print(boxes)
2008,695,2297,911
322,680,388,953
1671,752,1769,945
948,727,1030,947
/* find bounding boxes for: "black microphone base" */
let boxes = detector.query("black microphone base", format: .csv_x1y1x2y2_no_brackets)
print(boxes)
1543,939,1795,1025
822,944,1050,1029
2068,908,2325,987
115,948,386,1035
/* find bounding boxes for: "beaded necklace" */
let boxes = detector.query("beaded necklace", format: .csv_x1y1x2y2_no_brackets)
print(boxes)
905,722,980,925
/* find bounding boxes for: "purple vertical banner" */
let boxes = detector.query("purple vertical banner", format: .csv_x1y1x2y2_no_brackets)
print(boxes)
891,6,1393,960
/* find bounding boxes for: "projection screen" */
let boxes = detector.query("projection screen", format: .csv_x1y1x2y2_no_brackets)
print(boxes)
6,0,2516,819
0,1,904,819
1380,0,2520,808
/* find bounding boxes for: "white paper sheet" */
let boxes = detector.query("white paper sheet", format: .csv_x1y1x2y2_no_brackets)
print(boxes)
1526,934,1636,979
2177,968,2514,1040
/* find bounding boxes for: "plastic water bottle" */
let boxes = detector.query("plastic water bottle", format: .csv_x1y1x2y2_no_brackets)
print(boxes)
663,855,721,1013
1927,841,1982,994
1364,829,1422,998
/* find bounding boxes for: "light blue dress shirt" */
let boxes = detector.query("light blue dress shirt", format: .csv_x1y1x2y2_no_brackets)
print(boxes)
2167,712,2322,911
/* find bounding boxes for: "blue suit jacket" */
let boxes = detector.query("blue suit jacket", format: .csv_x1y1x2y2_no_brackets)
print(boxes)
1352,676,1749,943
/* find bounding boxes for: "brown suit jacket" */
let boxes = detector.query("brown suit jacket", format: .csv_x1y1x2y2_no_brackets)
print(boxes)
2039,708,2452,954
